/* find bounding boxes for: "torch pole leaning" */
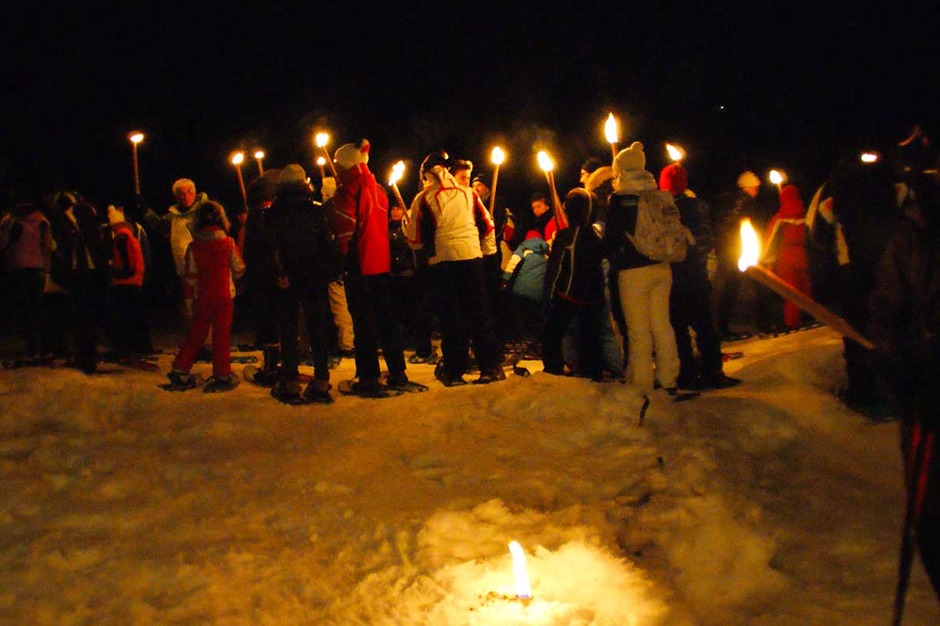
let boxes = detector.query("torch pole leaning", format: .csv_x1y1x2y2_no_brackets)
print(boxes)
390,183,407,211
742,264,875,350
489,165,500,215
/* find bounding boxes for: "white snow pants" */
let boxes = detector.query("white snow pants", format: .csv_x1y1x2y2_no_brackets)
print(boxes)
618,262,680,393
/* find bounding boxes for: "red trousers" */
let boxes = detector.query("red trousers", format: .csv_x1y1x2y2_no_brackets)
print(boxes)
172,298,234,377
776,266,811,329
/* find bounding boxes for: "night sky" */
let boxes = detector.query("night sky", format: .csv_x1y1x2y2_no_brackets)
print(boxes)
2,2,936,212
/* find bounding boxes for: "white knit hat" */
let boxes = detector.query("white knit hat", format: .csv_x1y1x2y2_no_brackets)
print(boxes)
278,163,308,185
613,141,646,176
334,139,370,170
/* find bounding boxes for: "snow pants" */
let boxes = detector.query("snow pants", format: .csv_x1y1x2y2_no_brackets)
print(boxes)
618,263,680,393
173,297,233,377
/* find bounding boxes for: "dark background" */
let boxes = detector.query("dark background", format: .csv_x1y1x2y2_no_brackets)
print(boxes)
2,1,936,215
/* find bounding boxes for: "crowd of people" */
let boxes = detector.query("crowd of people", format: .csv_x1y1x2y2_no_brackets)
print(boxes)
3,127,940,606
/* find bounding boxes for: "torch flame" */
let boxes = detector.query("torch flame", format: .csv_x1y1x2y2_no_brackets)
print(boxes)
129,132,144,144
666,143,685,162
537,150,554,173
491,146,506,166
316,156,326,166
389,160,405,186
768,169,785,186
604,113,619,144
860,152,879,164
253,149,265,160
508,541,532,599
315,132,329,148
231,151,245,166
738,218,761,271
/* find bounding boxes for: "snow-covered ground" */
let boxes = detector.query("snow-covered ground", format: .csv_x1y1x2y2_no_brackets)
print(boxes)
1,325,938,624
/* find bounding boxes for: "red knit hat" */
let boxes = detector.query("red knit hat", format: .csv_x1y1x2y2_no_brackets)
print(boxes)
659,163,688,195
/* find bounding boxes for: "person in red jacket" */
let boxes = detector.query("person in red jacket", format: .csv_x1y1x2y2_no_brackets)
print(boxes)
327,139,425,397
166,201,245,392
763,184,811,330
108,203,153,360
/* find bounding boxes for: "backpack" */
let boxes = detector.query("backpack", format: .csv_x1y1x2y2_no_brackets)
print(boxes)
626,190,694,263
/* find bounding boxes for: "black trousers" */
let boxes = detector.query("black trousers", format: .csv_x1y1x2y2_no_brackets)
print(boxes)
671,276,723,378
344,272,406,382
542,297,604,376
277,284,332,382
431,258,500,377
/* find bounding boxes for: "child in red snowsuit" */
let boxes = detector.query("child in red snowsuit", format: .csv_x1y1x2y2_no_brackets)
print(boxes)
168,201,245,392
763,184,811,329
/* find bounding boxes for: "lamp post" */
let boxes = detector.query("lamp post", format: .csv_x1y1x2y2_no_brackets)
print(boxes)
129,131,144,197
489,146,505,214
231,151,248,210
315,132,338,177
253,150,265,177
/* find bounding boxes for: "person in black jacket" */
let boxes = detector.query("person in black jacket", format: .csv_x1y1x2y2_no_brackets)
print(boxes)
266,164,339,404
541,188,606,378
660,163,740,390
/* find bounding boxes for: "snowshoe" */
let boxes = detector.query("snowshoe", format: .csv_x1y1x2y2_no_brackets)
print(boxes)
407,350,439,365
473,366,507,385
337,379,403,399
303,380,335,404
271,379,306,405
203,374,240,393
666,387,699,402
159,371,204,391
433,361,467,387
700,373,742,390
385,375,429,393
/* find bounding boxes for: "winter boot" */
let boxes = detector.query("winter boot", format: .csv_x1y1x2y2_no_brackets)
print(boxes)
434,360,467,387
164,370,201,391
271,378,305,405
386,372,429,393
473,365,507,385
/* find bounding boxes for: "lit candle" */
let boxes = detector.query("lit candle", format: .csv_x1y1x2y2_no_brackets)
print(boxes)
737,218,874,349
315,132,338,177
769,169,785,193
537,150,566,228
665,143,685,165
508,541,532,600
489,146,505,214
128,131,144,197
230,151,248,210
253,149,265,177
388,160,407,210
604,113,619,161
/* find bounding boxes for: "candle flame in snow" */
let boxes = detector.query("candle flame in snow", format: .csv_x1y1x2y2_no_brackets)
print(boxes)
666,143,685,162
315,132,329,148
738,218,761,271
388,160,405,186
537,151,554,173
508,541,532,599
491,146,506,166
604,113,619,144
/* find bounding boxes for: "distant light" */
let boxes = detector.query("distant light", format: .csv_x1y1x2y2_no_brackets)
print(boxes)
129,132,144,144
719,105,725,110
860,152,880,164
231,152,245,166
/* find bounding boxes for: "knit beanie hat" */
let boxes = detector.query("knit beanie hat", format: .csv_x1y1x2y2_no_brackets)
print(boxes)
278,163,308,185
737,170,760,189
659,163,689,195
334,140,370,171
613,141,646,176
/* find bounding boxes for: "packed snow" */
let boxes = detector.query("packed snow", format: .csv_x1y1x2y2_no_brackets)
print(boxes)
1,324,938,625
